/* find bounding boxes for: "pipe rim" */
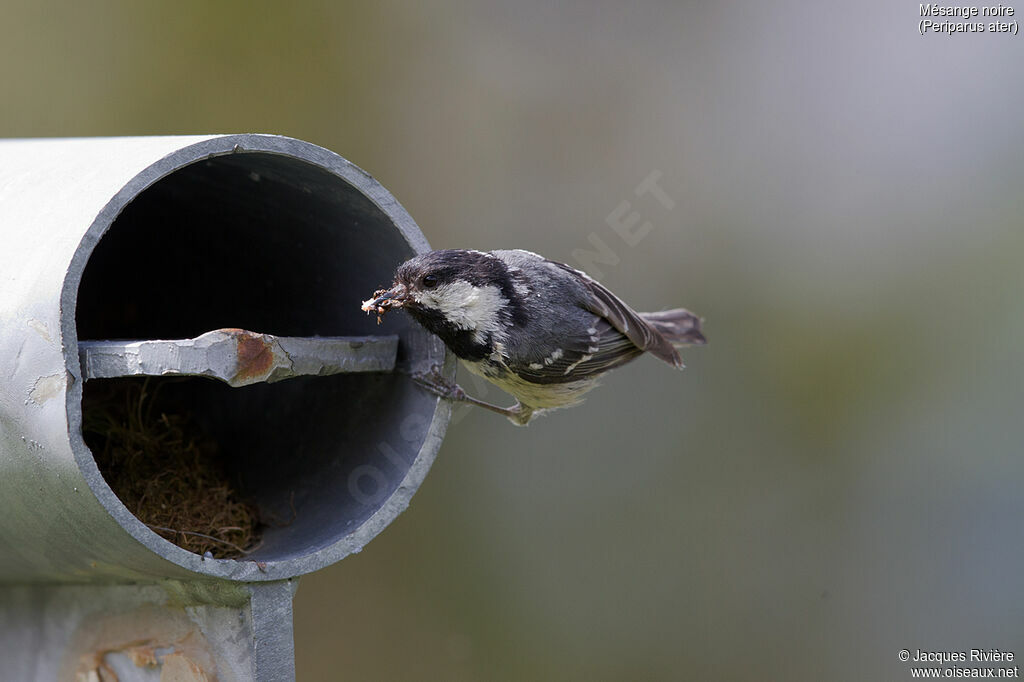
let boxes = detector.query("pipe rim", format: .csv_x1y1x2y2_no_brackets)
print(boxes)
59,134,452,581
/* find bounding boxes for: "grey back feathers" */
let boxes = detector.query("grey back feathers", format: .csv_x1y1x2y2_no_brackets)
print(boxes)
491,250,703,381
390,247,704,387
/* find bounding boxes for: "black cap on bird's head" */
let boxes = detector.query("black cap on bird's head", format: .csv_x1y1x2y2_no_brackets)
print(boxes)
361,250,518,344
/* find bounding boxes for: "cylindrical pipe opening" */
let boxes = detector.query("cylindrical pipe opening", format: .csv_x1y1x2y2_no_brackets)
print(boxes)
72,145,446,572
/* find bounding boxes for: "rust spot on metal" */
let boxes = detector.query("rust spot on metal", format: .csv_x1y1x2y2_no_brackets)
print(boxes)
229,329,275,383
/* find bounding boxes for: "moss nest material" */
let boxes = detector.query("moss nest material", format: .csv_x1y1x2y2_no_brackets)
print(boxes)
82,378,261,559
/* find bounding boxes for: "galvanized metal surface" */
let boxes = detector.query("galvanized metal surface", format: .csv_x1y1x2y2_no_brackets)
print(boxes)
249,581,298,681
0,579,297,680
80,328,399,387
0,134,454,680
0,133,452,584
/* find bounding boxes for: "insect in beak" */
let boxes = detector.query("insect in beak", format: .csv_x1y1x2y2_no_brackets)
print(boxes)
361,285,409,324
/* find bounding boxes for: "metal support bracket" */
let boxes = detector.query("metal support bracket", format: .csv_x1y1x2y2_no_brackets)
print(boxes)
79,328,399,387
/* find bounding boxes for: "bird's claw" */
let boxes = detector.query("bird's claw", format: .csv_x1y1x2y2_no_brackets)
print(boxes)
412,367,466,402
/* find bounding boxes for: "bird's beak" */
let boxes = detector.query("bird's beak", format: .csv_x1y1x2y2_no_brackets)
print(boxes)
373,284,410,308
361,284,410,321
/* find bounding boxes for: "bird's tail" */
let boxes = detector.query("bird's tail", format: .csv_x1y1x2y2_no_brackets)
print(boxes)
640,308,707,347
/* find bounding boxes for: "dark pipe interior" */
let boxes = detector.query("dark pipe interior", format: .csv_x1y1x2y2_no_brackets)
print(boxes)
76,152,431,561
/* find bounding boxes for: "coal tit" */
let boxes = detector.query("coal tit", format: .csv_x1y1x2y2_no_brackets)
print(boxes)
362,249,705,426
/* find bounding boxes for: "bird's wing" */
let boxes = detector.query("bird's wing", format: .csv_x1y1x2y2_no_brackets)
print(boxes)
546,261,682,368
511,316,644,385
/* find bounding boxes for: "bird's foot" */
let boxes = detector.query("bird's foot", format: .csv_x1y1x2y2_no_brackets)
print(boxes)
412,367,467,401
412,366,535,426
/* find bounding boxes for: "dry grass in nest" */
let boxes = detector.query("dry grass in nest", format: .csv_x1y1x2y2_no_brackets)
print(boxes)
82,378,261,559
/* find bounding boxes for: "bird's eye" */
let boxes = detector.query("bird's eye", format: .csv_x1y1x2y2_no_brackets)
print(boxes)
422,274,439,289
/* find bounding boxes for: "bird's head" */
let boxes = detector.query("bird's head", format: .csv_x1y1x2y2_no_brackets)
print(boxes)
362,250,518,350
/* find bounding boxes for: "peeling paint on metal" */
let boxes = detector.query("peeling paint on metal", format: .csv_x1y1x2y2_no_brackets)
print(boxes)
62,604,225,682
27,318,53,344
28,372,64,406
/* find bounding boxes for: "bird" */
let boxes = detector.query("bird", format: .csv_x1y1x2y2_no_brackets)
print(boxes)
362,249,705,426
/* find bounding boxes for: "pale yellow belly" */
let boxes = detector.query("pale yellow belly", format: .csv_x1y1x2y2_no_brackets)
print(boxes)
463,359,599,409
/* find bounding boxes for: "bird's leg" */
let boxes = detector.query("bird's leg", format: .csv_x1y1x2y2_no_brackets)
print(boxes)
412,367,534,426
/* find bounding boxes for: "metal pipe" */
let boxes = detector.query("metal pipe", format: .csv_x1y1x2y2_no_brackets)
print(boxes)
0,135,454,679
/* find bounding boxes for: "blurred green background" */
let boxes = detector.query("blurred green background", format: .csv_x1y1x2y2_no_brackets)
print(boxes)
3,1,1022,679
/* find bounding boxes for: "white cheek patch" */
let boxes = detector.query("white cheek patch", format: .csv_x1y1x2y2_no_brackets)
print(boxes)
414,279,508,344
